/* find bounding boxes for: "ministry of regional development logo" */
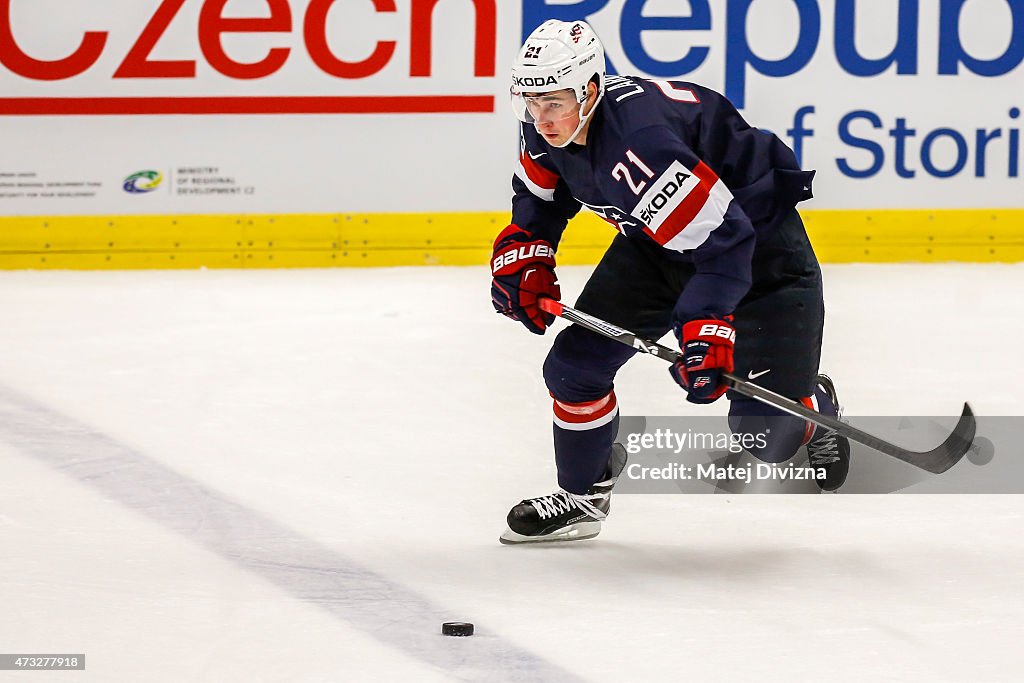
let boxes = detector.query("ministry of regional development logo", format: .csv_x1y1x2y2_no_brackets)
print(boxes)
123,170,163,194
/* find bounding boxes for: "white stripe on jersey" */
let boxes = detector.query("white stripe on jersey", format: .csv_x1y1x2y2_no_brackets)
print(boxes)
515,160,555,202
660,178,734,253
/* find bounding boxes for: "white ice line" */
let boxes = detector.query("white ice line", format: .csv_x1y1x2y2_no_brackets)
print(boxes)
0,383,584,683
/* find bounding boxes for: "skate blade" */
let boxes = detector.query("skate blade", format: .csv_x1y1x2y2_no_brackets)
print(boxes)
498,521,602,545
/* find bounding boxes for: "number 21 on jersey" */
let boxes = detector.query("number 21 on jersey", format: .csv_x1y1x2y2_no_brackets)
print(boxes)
612,150,655,195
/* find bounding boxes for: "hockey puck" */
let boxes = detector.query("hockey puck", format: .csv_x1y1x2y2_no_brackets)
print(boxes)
967,437,995,466
442,622,474,637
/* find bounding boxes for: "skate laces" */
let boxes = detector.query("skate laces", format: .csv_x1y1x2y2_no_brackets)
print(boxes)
529,491,606,521
808,430,840,465
808,376,843,465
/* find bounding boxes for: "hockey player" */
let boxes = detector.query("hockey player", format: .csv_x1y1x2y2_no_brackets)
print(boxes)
491,20,851,544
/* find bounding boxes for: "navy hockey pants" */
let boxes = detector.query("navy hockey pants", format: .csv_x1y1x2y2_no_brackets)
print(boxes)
543,210,827,493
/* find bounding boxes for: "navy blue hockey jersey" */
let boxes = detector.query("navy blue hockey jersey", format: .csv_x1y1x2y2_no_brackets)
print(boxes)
511,75,815,321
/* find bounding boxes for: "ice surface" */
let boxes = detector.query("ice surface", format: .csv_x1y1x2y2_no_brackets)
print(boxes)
0,264,1022,682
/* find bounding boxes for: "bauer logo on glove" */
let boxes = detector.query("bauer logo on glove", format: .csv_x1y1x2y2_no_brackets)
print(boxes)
669,316,736,404
492,243,556,273
490,225,561,335
697,323,736,342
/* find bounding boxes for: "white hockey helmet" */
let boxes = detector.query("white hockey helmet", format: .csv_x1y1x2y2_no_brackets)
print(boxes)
510,20,606,147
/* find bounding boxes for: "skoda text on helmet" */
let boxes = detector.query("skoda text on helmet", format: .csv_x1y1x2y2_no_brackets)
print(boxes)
510,20,606,148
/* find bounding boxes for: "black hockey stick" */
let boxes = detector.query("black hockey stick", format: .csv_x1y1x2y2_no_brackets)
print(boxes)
538,298,976,474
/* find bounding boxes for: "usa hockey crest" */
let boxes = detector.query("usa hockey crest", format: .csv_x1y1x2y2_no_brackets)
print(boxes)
578,200,642,235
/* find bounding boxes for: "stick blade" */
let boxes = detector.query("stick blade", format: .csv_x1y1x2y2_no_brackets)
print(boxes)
915,403,977,474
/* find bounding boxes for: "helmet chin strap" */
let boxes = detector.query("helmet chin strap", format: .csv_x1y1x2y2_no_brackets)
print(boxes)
543,90,604,148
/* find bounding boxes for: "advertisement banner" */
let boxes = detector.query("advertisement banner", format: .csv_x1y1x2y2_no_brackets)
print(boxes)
1,1,1021,215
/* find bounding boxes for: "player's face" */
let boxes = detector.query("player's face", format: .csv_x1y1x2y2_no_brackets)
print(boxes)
523,90,583,145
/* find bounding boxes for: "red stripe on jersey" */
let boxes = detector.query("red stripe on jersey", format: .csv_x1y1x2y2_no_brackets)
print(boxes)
520,150,559,191
552,391,617,425
646,161,719,245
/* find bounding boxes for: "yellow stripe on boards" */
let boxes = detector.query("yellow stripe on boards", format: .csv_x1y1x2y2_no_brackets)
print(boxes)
1,209,1022,269
801,209,1024,263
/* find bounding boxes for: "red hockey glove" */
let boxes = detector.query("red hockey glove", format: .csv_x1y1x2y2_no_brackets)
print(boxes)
669,317,736,404
490,225,560,335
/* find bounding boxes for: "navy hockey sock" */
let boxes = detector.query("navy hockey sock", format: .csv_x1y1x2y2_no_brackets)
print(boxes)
552,391,620,495
728,383,837,464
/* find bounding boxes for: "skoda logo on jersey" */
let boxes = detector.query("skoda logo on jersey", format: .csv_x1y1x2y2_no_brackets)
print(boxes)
123,170,163,194
514,75,558,88
637,171,692,226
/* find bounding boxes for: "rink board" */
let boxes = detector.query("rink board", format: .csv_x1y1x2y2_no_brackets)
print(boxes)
1,209,1023,269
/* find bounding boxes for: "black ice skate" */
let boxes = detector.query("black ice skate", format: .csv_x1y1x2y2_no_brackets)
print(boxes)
499,443,628,545
807,374,851,491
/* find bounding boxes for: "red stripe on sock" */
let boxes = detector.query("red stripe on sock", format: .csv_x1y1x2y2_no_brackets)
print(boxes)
552,391,617,425
799,396,816,445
